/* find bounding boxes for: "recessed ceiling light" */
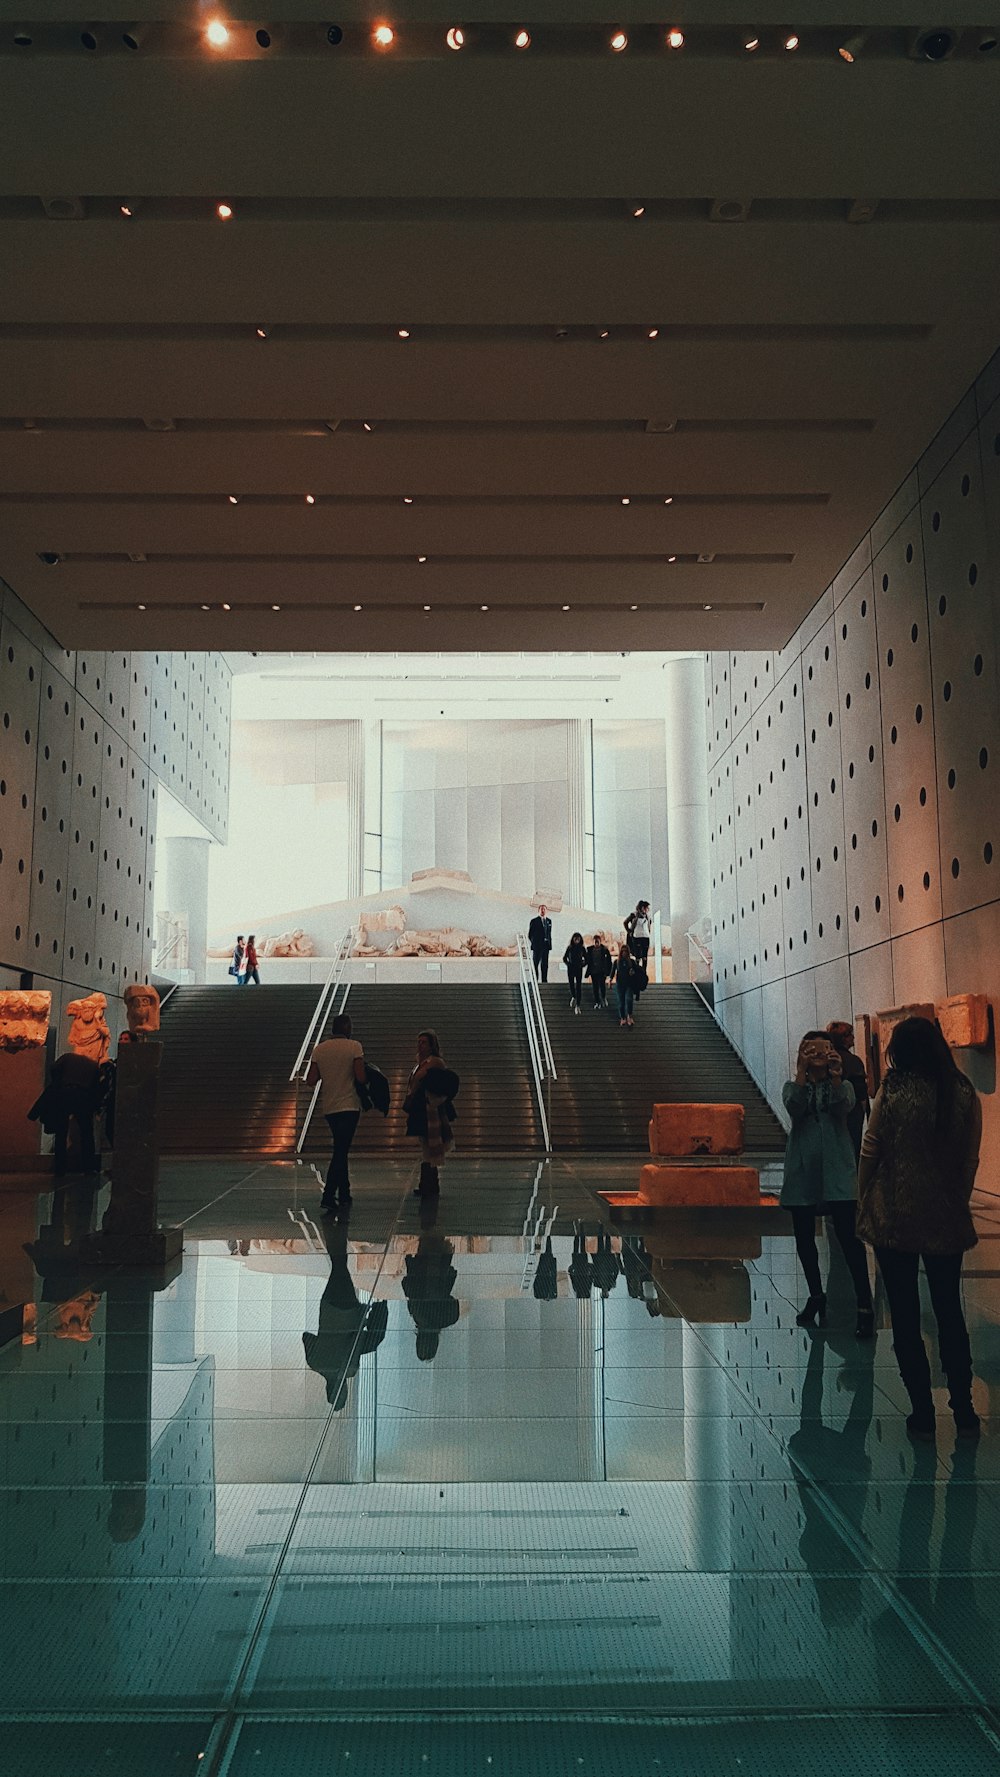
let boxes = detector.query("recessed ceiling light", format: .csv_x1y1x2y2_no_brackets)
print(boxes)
222,602,231,610
363,421,374,432
838,33,865,61
200,603,211,611
354,603,362,611
630,604,638,610
446,27,465,50
403,496,413,504
663,496,673,504
647,327,659,339
216,202,233,221
136,602,146,611
632,204,646,218
599,329,610,340
423,603,431,610
228,494,239,504
784,33,799,51
703,603,713,610
255,325,268,338
514,28,530,48
744,36,760,52
205,20,230,48
621,496,630,505
373,23,395,47
397,327,411,338
610,30,628,52
666,28,684,49
120,203,134,218
271,603,281,611
305,493,315,504
481,604,489,611
417,555,427,563
562,604,571,611
668,554,677,562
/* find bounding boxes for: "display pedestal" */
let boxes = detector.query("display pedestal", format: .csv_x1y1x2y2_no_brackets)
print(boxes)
80,1040,182,1266
0,1047,48,1178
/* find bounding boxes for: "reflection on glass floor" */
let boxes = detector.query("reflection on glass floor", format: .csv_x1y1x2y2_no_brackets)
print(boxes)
1,1156,1000,1776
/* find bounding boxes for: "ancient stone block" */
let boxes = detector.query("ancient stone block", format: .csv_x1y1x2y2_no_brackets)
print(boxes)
648,1102,745,1157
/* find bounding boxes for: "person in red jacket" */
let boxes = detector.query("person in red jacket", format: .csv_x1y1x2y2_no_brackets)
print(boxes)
242,935,260,987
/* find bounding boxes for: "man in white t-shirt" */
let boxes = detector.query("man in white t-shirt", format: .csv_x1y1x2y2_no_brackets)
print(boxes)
306,1013,366,1211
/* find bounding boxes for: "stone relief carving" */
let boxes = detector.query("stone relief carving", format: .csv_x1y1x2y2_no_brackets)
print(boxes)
0,990,51,1052
123,983,161,1038
66,991,111,1065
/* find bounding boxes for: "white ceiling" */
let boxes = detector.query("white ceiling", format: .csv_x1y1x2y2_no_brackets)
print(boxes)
2,8,999,654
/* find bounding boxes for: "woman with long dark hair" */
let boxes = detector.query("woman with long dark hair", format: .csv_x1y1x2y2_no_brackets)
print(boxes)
563,932,587,1015
857,1016,982,1440
780,1031,874,1336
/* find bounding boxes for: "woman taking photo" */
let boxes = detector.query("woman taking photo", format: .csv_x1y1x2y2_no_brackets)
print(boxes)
781,1031,874,1336
563,932,587,1015
857,1016,982,1440
404,1028,459,1198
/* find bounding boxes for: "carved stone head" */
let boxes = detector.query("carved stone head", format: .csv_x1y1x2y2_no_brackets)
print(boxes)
124,983,160,1036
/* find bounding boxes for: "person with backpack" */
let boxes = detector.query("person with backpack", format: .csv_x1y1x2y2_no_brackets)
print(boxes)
306,1011,366,1211
229,935,245,982
404,1028,459,1197
585,935,612,1009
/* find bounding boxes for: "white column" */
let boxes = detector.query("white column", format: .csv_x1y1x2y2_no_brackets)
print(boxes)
566,717,587,908
346,718,365,899
362,717,382,895
163,834,210,982
663,656,711,953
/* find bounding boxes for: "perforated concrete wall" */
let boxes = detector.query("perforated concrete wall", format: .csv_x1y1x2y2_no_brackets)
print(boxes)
0,580,230,1041
708,347,1000,1189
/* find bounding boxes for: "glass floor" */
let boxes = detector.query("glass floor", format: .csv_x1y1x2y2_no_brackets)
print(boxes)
2,1154,1000,1776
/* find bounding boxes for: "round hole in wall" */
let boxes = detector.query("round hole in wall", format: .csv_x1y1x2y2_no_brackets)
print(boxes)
980,747,989,769
947,768,956,789
824,645,830,662
845,693,851,710
886,648,893,667
969,562,978,586
911,623,919,643
861,598,868,616
869,745,875,763
854,905,860,922
923,871,931,890
951,857,960,879
849,762,855,779
842,624,848,641
874,894,881,913
919,785,927,805
808,665,813,681
851,832,857,849
830,776,836,793
932,511,941,532
815,856,821,872
915,704,923,723
836,914,842,930
881,574,889,592
943,681,952,702
890,726,897,745
872,818,879,836
897,884,904,901
985,843,994,865
828,712,833,727
939,595,947,616
974,654,983,676
865,672,871,691
961,472,971,496
833,845,839,862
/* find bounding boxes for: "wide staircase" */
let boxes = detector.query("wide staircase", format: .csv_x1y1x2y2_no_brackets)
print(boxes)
156,981,785,1157
540,982,786,1154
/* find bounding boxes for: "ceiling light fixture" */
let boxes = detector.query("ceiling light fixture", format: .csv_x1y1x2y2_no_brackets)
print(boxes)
353,603,362,611
446,27,465,50
610,29,628,51
667,554,677,562
216,202,233,220
228,494,239,504
481,604,489,610
417,555,428,563
120,203,134,217
255,325,268,338
621,497,631,505
630,604,638,610
137,602,146,610
423,603,431,611
363,421,374,432
397,327,411,339
599,329,610,339
663,496,673,504
703,603,713,610
13,29,33,46
200,603,211,611
222,602,231,610
554,326,569,340
784,33,799,50
632,204,646,218
838,32,865,61
743,35,760,51
910,27,956,60
403,496,413,504
562,604,571,611
514,28,530,47
326,25,344,45
305,494,316,504
80,29,99,50
271,603,281,611
205,19,230,48
647,327,659,339
666,28,684,49
373,23,395,47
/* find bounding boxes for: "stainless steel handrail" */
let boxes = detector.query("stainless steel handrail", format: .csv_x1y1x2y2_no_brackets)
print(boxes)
685,925,712,968
290,930,354,1081
518,931,557,1081
517,937,551,1151
295,980,351,1155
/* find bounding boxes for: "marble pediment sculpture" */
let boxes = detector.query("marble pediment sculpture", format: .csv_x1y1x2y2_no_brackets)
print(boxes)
0,989,51,1051
410,868,475,894
66,991,111,1065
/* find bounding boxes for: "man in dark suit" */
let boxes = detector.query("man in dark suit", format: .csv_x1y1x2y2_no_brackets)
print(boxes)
527,904,553,982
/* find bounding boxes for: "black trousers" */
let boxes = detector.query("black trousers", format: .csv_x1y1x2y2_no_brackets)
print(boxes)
590,975,609,1005
567,966,583,1006
242,968,260,987
630,935,650,968
875,1247,973,1411
790,1201,872,1309
532,947,549,983
52,1111,97,1176
324,1110,360,1201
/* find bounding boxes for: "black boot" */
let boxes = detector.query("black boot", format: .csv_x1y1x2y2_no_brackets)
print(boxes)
796,1293,826,1328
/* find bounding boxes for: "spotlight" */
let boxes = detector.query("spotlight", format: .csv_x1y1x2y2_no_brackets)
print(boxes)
417,555,428,563
216,202,234,220
397,327,411,338
403,496,413,503
120,203,135,218
353,603,362,611
363,421,374,432
205,20,230,48
200,603,211,611
326,25,344,46
255,325,268,338
271,603,281,611
648,327,659,339
703,603,713,611
621,497,631,505
423,604,431,611
783,33,799,51
667,554,677,563
305,494,316,504
666,28,684,49
373,23,395,47
228,494,239,504
610,29,628,51
838,32,865,61
39,551,61,566
910,27,957,61
256,28,272,48
122,25,146,50
631,204,646,218
599,329,610,340
514,28,531,47
80,29,99,50
137,603,146,610
562,604,571,611
446,27,465,50
481,604,489,611
630,604,638,610
743,35,760,51
222,602,232,610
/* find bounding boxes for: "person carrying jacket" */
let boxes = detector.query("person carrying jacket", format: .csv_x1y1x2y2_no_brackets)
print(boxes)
405,1028,459,1197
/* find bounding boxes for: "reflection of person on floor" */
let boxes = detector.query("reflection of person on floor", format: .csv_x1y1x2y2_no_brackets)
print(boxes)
591,1228,622,1298
48,1050,103,1176
569,1226,593,1299
402,1232,460,1361
302,1221,388,1409
533,1234,558,1300
786,1331,873,1629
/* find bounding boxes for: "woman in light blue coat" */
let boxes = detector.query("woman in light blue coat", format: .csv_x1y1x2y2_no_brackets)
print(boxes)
782,1030,874,1336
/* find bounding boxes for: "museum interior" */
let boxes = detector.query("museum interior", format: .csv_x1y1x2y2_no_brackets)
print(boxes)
2,10,1000,1775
